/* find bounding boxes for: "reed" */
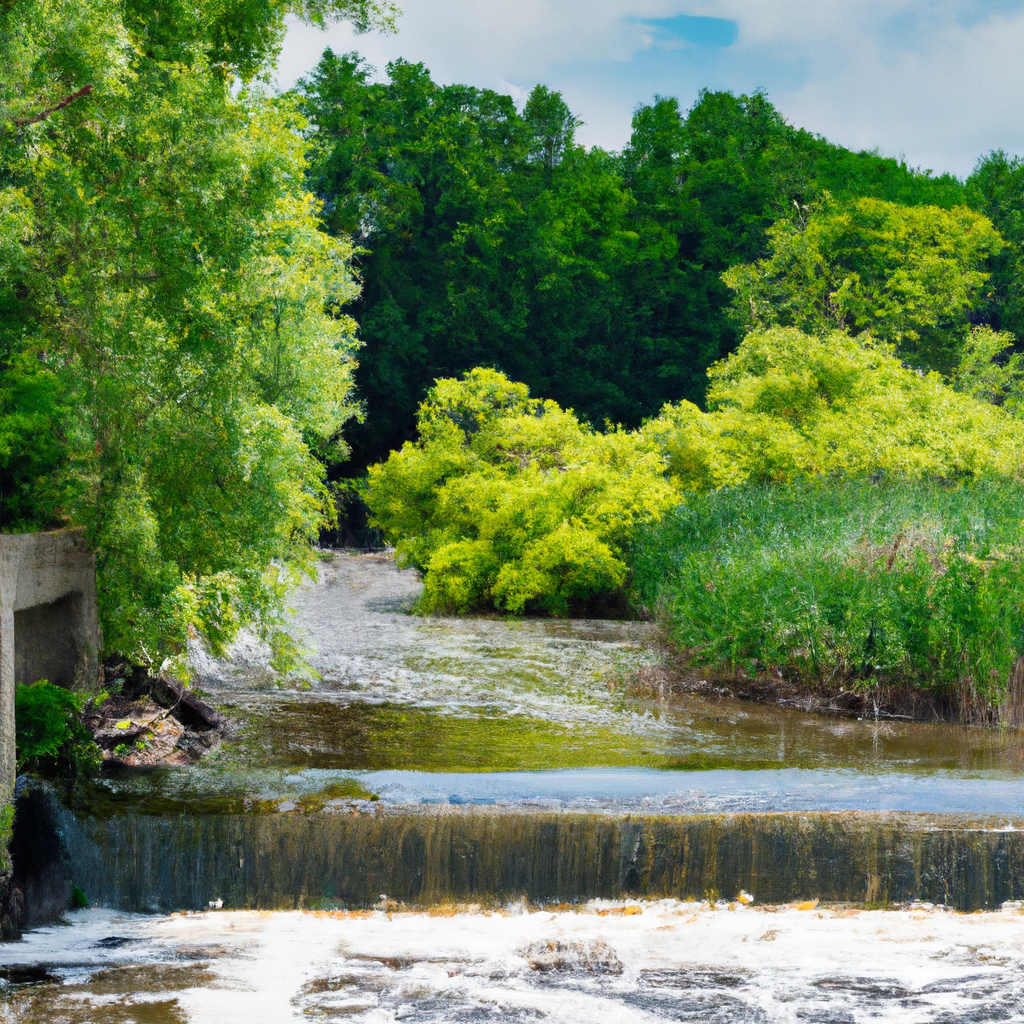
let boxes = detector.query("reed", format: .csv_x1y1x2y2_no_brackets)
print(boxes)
631,479,1024,704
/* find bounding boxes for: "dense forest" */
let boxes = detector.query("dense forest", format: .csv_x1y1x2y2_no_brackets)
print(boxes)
297,52,1024,470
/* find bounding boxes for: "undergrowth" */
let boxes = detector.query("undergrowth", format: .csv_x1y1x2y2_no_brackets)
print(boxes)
15,681,102,786
630,478,1024,703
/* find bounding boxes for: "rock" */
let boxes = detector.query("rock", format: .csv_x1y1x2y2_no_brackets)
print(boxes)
100,656,225,732
87,659,228,767
92,721,150,750
521,939,623,974
0,870,24,940
152,677,224,732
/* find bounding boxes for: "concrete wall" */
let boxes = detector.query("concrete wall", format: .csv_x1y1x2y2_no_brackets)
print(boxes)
0,531,100,807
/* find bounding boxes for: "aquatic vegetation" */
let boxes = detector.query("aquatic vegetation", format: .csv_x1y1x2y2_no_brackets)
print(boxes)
632,478,1024,703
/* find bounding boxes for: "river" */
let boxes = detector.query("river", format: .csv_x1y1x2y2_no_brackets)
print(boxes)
4,551,1024,1022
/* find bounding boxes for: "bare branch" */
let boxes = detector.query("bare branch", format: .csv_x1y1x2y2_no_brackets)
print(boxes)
11,84,94,127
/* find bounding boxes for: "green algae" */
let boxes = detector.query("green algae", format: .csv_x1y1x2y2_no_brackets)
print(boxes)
207,697,1024,776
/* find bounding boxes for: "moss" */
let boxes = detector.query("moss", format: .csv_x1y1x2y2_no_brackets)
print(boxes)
0,802,13,872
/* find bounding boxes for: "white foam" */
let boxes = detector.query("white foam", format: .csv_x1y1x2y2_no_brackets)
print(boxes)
6,902,1024,1022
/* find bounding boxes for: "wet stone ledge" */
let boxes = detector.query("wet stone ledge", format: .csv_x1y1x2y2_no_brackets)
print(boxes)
19,795,1024,915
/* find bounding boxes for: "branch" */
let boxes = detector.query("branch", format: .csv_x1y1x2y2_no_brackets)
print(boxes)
11,84,94,127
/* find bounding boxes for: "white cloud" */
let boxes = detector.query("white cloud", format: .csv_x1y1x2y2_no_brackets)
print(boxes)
278,0,1024,176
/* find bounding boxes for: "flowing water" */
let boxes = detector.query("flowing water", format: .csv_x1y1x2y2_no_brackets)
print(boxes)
6,903,1024,1023
6,551,1024,1021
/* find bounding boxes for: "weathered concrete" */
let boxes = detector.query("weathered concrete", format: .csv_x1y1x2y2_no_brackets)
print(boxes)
0,530,100,808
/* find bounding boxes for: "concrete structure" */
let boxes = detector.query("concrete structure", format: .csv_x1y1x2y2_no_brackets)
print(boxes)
0,531,100,804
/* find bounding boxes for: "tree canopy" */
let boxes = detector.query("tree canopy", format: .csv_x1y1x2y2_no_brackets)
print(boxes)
722,197,1002,372
0,0,393,670
300,61,975,470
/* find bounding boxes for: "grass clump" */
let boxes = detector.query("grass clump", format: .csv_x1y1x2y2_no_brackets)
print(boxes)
631,479,1024,703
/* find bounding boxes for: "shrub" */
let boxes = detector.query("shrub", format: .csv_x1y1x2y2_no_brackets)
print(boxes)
369,330,1024,622
631,478,1024,701
645,327,1024,490
366,368,677,613
15,682,101,784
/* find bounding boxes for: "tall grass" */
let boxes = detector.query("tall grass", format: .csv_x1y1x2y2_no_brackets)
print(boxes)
631,479,1024,703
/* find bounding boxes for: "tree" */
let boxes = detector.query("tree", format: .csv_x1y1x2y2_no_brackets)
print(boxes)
301,69,974,471
0,0,395,671
522,86,580,170
966,151,1024,342
722,197,1002,373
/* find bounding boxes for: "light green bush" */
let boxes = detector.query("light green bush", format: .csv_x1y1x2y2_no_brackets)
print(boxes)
366,369,677,613
646,326,1024,490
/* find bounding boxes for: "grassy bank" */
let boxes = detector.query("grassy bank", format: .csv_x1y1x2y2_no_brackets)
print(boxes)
630,479,1024,711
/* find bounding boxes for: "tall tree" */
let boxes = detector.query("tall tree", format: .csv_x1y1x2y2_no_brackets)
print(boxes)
0,0,394,672
301,66,971,471
723,197,1001,372
966,152,1024,341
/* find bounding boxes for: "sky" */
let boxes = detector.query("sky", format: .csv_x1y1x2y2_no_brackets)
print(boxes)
278,1,1024,179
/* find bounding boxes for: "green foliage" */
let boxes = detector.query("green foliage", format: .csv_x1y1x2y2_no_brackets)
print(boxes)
0,802,12,869
300,64,968,471
372,332,1024,617
366,369,676,614
723,197,1002,372
950,326,1024,412
646,327,1024,490
15,682,101,783
966,151,1024,342
0,0,395,668
631,479,1024,701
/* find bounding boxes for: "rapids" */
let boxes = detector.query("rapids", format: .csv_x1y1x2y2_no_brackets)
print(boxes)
5,902,1024,1023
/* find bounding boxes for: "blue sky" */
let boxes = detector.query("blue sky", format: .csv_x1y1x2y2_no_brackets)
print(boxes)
278,1,1024,178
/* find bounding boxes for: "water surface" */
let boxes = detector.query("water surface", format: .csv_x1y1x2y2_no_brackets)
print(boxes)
5,903,1024,1023
180,553,1024,810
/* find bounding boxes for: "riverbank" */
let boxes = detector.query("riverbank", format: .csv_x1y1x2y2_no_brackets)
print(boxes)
628,662,974,723
630,478,1024,724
